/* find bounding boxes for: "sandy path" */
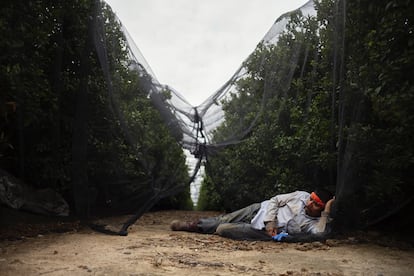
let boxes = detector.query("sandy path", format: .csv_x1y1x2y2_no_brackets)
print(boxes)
1,210,413,275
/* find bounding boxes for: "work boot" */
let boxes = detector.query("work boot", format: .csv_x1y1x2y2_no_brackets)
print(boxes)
170,220,200,232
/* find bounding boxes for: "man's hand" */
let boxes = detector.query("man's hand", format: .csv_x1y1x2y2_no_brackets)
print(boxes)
324,196,335,213
265,221,277,237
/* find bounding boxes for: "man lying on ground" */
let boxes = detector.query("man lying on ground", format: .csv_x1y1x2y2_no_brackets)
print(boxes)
170,190,335,241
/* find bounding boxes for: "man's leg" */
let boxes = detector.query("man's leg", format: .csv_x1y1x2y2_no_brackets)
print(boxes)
216,223,272,241
170,220,200,232
197,202,261,233
171,203,262,234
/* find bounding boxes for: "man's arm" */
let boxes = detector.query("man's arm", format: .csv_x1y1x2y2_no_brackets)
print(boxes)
263,191,305,236
312,197,335,234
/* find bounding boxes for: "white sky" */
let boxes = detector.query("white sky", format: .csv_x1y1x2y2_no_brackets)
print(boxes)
105,0,308,106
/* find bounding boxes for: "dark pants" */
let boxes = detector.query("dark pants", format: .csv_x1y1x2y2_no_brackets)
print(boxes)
197,203,272,241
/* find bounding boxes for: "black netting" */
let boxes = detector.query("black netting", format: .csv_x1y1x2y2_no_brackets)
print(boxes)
1,0,413,235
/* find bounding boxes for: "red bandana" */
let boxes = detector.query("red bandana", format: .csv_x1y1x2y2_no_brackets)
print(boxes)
310,192,325,208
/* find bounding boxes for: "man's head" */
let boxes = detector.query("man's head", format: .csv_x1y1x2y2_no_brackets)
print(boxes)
305,189,333,217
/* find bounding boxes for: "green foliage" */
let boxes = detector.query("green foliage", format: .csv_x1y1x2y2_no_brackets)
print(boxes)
2,0,412,226
155,188,194,211
200,4,335,211
199,0,413,225
0,0,191,214
196,173,223,211
342,0,414,206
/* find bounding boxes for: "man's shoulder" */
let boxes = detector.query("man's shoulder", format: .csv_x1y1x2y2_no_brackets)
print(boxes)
277,191,310,201
294,191,310,197
272,190,310,200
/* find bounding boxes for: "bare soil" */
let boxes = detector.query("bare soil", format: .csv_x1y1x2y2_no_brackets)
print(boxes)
1,208,414,276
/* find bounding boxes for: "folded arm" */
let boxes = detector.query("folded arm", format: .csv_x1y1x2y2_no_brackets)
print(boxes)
311,197,335,234
264,191,304,236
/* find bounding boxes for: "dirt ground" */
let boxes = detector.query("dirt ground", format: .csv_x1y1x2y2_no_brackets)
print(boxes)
1,208,414,276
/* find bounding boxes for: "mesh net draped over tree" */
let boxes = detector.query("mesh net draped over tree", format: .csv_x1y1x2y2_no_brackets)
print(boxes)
2,0,413,235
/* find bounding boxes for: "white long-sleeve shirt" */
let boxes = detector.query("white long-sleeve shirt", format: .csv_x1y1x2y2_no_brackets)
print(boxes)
250,191,330,234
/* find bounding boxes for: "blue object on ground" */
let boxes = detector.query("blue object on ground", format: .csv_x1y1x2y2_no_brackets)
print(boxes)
272,231,289,241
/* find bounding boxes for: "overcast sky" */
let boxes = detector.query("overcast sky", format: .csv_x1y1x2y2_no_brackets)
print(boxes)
105,0,308,106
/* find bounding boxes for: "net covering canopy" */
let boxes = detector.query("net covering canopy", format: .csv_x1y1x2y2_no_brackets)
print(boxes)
1,0,413,235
